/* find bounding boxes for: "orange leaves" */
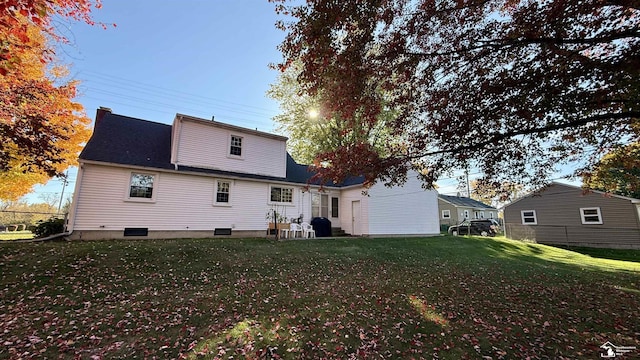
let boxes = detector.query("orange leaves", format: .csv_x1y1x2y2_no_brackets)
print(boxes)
1,0,106,75
0,18,91,200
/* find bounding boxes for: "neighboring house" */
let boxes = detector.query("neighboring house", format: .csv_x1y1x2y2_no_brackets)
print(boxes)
503,182,640,249
66,108,440,240
437,194,497,229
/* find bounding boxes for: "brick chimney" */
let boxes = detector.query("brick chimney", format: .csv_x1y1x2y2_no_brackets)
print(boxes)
95,107,112,128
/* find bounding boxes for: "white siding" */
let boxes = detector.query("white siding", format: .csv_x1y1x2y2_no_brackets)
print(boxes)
174,120,287,178
364,174,439,236
71,164,306,232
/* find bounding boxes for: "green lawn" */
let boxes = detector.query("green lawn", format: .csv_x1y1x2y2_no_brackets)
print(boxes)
1,236,639,359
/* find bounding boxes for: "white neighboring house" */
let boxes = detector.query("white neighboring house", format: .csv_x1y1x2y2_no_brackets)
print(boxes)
66,108,440,240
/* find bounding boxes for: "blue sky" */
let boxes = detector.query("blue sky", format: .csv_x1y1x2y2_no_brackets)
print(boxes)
23,0,288,204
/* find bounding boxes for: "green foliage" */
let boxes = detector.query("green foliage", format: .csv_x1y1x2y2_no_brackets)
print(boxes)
267,61,395,171
33,217,64,238
583,142,640,199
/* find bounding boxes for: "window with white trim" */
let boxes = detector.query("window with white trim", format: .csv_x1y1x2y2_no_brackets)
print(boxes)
270,186,293,203
442,210,451,219
488,212,494,219
580,207,603,224
214,180,231,205
230,135,242,156
312,193,329,218
521,210,537,225
129,172,155,199
462,210,469,219
479,211,485,219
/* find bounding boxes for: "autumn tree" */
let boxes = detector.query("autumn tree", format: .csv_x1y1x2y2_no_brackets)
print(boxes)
470,179,524,206
0,0,102,75
273,0,640,188
267,61,394,168
0,16,91,201
582,142,640,199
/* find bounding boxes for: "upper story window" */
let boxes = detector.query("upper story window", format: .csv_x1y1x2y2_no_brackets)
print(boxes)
442,210,451,219
580,207,603,224
270,186,293,203
128,172,156,201
521,210,537,225
215,180,231,205
230,135,242,157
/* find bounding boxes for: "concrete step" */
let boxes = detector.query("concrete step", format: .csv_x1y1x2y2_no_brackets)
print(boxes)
331,227,347,237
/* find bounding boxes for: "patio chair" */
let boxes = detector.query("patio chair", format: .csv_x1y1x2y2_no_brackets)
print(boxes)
301,222,316,238
285,223,303,239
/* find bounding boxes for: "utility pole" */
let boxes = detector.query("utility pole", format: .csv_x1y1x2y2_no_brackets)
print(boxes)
57,172,69,214
465,168,471,198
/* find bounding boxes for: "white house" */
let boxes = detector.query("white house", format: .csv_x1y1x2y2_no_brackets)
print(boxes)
66,108,440,240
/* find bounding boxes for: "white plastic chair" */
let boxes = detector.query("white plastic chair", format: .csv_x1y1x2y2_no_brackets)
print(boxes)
301,222,316,238
288,223,303,238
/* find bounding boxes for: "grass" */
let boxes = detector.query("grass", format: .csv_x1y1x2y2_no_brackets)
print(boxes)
0,235,639,359
0,231,34,241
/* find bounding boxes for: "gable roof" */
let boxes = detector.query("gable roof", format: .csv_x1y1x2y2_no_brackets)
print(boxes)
438,194,496,210
504,181,640,208
79,111,364,187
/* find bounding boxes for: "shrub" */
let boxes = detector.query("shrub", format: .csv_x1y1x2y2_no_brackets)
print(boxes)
34,218,65,238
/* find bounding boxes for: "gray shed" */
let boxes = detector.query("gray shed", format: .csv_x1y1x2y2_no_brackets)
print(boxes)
503,182,640,249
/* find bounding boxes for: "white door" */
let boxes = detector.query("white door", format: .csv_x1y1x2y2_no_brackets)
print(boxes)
352,200,361,236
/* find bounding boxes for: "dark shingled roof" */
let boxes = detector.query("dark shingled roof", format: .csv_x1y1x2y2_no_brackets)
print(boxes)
438,194,496,209
80,112,364,187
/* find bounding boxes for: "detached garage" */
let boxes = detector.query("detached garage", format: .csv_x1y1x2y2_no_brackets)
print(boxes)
503,182,640,249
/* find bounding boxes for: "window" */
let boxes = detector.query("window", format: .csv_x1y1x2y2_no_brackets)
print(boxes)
488,212,494,219
230,135,242,156
270,186,293,203
462,210,469,219
442,210,451,219
580,207,603,224
129,173,155,199
479,211,485,219
521,210,537,225
215,180,231,204
312,193,329,218
331,197,339,218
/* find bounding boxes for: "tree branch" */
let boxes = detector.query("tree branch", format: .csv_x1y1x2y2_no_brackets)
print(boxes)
411,111,640,158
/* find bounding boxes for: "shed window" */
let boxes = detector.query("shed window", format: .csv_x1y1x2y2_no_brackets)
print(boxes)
580,207,603,224
521,210,537,225
442,210,451,219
